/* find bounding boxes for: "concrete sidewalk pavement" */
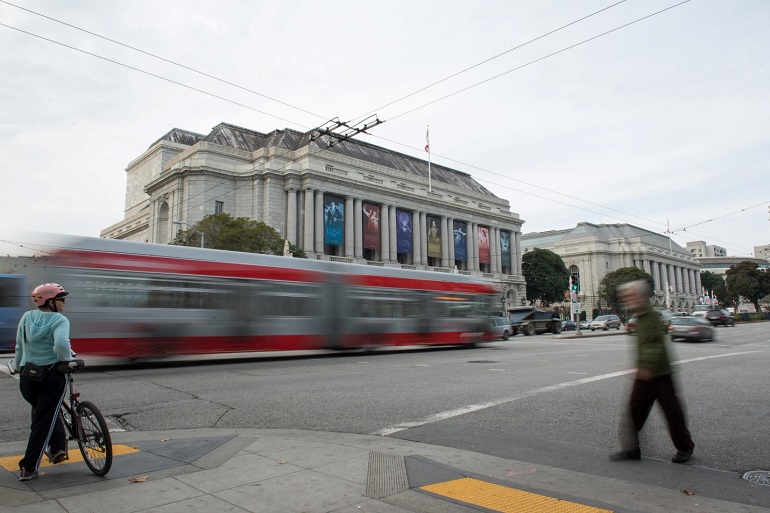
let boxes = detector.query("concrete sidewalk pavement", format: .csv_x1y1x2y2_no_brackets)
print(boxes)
1,428,767,513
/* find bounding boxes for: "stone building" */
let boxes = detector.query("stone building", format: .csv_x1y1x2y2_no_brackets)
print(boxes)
686,240,726,258
101,122,526,306
521,222,701,314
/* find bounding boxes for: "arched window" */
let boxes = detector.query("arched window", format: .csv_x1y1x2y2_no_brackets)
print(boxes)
157,202,170,243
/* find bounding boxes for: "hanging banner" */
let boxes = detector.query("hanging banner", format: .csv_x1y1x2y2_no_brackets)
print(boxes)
323,196,344,246
427,216,441,258
395,209,412,253
453,221,467,261
362,202,381,250
500,231,511,268
478,226,490,264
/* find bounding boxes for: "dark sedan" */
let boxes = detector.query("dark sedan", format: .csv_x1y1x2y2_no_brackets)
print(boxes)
668,316,715,342
705,309,735,327
561,320,577,331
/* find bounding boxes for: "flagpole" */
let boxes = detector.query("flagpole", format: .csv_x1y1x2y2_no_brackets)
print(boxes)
426,125,432,193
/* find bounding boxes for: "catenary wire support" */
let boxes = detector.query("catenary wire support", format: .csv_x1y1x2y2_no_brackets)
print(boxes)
309,115,384,148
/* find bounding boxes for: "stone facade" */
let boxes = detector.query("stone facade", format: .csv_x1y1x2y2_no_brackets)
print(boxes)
521,222,701,314
101,123,526,306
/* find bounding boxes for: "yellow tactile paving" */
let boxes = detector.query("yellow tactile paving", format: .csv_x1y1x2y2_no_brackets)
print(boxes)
421,477,613,513
0,444,139,471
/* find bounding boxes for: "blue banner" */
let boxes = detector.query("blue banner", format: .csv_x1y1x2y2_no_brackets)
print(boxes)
396,209,412,253
453,221,467,261
501,231,511,268
324,196,344,246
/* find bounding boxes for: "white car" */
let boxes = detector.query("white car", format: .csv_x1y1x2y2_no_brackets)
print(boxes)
589,314,622,331
691,305,711,318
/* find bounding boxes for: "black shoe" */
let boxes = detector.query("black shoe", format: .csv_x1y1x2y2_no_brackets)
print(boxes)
672,448,693,464
610,449,641,461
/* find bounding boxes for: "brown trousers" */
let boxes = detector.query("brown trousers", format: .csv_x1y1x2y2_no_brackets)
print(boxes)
620,374,694,452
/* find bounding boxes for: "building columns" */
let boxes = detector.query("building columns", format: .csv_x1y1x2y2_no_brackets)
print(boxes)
419,212,428,266
441,216,449,268
286,189,297,245
354,198,363,259
472,223,479,271
389,206,397,262
381,204,390,262
344,197,354,257
303,189,314,253
447,217,455,269
412,210,421,266
314,191,324,254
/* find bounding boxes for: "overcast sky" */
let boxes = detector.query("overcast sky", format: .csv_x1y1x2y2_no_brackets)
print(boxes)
1,0,768,258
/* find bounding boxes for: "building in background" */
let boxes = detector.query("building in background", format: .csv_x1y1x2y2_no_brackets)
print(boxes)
686,241,726,258
754,244,770,262
696,256,770,279
521,223,700,314
101,123,526,305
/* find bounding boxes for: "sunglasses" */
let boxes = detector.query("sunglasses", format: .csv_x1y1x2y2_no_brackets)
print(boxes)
55,297,67,303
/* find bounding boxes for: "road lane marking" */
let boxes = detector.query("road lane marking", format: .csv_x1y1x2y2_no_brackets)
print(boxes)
373,351,757,436
421,477,612,513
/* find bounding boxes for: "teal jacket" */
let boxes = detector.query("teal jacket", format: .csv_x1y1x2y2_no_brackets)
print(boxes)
635,305,672,377
15,310,73,370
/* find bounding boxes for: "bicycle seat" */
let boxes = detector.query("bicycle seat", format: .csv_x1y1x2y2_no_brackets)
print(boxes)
56,359,86,373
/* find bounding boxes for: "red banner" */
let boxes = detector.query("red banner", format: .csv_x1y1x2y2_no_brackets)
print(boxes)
478,226,490,264
362,203,380,250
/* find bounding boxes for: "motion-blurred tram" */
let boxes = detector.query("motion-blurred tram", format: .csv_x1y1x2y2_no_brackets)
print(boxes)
28,237,498,358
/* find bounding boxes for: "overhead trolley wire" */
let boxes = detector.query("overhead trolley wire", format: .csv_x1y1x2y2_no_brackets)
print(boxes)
350,0,629,124
385,0,692,122
0,0,328,122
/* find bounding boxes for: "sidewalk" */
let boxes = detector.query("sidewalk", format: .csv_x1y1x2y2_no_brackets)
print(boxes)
1,428,767,513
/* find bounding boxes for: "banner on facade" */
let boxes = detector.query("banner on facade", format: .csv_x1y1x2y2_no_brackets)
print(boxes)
427,215,441,258
500,231,511,268
362,202,380,250
453,221,467,261
478,226,490,264
395,209,412,253
323,196,344,246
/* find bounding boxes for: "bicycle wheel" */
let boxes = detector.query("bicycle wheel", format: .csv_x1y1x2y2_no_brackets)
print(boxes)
76,401,113,476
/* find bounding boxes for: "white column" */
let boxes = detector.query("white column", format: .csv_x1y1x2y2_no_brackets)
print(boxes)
412,210,421,266
683,267,691,295
668,265,675,293
344,196,354,257
389,206,397,262
286,189,297,245
495,228,502,274
314,191,324,254
652,261,660,291
354,198,363,259
420,212,428,266
514,231,521,275
303,189,314,253
675,266,683,293
466,222,474,271
441,216,449,268
695,271,702,295
447,217,454,268
472,223,479,271
381,204,390,262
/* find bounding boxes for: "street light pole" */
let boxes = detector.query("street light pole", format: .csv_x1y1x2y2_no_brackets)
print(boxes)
173,220,204,249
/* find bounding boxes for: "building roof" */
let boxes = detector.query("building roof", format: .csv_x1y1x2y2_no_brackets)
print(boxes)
153,123,495,197
522,222,689,255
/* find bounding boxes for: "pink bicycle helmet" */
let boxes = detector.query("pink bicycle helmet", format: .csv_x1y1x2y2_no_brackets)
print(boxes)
31,283,68,307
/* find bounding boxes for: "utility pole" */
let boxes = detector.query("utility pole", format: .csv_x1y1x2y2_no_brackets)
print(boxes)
665,218,672,310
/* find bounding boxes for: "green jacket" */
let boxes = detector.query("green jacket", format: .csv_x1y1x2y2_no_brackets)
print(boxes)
635,306,671,377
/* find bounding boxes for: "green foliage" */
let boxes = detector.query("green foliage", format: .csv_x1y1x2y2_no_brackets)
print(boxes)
726,261,769,314
172,213,307,258
700,271,724,293
598,267,655,313
521,248,570,306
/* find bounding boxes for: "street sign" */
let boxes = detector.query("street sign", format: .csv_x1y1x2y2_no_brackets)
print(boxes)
572,303,581,314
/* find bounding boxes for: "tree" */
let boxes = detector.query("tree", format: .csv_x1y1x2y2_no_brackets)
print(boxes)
598,267,655,314
172,213,307,258
700,271,724,295
725,261,769,313
521,248,570,306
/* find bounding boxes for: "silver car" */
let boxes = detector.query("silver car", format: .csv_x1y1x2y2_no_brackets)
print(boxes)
668,316,714,342
487,316,513,341
589,314,622,331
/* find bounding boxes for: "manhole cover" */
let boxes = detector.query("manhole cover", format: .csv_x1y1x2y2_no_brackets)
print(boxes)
742,470,770,485
467,360,499,364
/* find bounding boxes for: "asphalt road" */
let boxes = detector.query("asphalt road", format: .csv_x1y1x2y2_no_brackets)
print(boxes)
1,321,768,507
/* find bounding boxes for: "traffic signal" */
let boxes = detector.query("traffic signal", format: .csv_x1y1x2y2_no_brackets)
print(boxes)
571,273,580,293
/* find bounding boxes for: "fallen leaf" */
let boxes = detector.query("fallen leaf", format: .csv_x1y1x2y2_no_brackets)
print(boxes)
160,438,172,442
277,460,286,464
680,489,695,496
129,476,149,483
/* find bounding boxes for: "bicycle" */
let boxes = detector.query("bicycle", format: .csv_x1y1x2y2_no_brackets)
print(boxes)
8,358,113,476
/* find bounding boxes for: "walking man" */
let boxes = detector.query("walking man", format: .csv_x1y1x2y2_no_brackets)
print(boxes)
611,280,695,464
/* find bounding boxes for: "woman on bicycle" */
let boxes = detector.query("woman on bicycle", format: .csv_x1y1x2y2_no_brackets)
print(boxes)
14,283,73,481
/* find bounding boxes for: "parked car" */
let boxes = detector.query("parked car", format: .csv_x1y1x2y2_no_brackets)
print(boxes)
487,316,513,341
589,314,622,331
561,320,577,331
691,305,711,318
669,316,714,342
704,309,735,327
626,317,637,334
579,319,591,330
